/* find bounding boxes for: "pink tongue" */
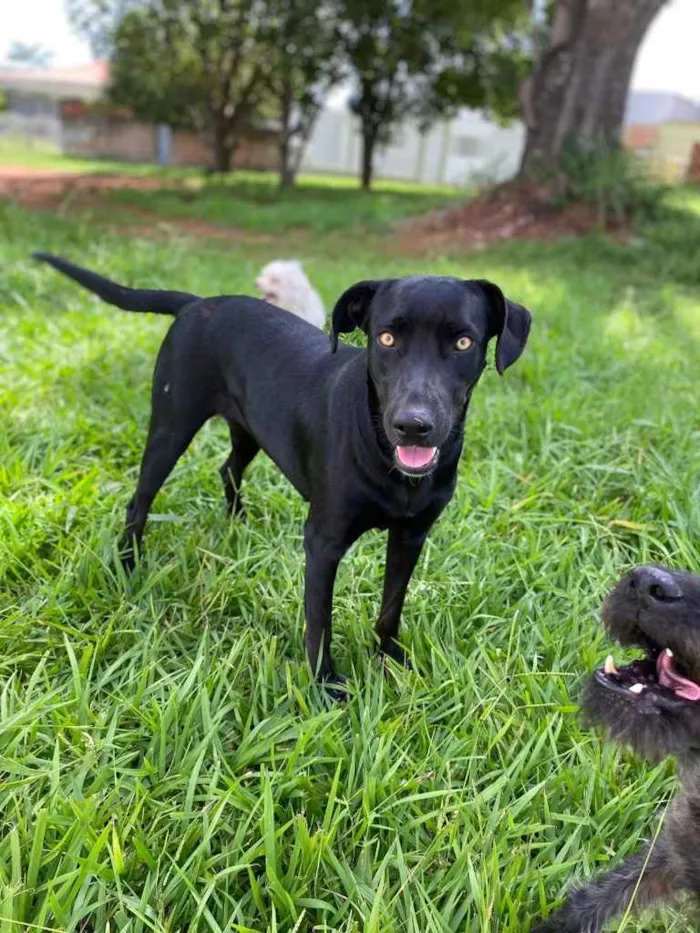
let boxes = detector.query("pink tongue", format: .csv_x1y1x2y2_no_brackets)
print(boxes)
396,446,437,469
657,651,700,701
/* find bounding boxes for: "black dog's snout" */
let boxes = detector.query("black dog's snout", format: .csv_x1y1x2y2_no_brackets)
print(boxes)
631,566,684,604
392,409,434,442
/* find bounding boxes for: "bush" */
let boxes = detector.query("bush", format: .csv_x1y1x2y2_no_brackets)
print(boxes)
554,137,669,227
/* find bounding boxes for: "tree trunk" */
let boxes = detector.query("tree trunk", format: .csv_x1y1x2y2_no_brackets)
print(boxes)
360,128,377,191
278,77,296,190
279,152,296,189
289,102,323,188
519,0,668,175
212,119,234,173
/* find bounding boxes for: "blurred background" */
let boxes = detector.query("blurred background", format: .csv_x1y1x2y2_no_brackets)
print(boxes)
1,0,699,194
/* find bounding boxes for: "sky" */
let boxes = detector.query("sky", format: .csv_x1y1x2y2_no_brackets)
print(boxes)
1,0,699,101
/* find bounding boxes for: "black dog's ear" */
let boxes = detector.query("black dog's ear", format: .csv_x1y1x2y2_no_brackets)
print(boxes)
474,280,532,374
330,280,384,353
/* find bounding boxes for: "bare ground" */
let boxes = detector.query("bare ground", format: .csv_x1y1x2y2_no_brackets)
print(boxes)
399,178,630,254
0,166,274,244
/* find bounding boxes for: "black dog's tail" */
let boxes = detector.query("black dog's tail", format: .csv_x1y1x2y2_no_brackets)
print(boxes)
32,252,199,316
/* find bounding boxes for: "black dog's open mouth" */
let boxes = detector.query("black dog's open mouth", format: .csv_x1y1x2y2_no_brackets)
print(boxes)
394,445,439,476
596,645,700,702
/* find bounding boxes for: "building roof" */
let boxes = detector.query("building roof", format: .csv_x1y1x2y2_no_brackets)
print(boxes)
0,61,109,101
625,90,700,126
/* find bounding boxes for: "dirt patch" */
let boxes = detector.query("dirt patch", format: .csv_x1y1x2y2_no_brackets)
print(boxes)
0,166,175,207
399,178,630,254
0,165,275,244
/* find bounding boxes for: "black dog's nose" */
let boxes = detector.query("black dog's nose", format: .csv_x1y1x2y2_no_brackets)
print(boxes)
393,410,434,441
630,566,683,603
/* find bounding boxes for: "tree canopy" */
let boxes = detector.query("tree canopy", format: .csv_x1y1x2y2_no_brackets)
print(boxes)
339,0,527,187
68,0,530,183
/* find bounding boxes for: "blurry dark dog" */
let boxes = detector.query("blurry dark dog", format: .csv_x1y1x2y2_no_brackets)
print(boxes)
535,565,700,932
32,252,530,695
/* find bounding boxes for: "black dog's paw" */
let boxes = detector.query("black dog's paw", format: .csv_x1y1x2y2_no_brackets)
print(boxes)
120,550,136,574
225,500,247,521
321,671,348,703
379,639,412,671
119,531,140,574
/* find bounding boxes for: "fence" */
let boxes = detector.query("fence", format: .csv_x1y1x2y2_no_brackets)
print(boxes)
302,107,525,186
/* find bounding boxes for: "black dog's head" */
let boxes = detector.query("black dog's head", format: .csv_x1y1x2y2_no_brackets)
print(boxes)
330,276,531,477
585,566,700,761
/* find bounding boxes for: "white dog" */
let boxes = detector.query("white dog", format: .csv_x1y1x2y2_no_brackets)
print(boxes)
255,259,325,330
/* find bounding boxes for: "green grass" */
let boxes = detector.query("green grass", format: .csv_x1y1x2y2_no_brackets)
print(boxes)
0,137,458,234
0,135,157,175
2,182,700,931
102,171,457,235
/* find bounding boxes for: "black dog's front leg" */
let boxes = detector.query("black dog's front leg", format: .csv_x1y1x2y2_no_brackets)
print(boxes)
375,526,428,668
303,521,349,697
534,844,676,933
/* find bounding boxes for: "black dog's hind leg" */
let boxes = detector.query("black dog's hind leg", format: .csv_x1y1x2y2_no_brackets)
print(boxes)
303,518,352,698
121,334,214,571
534,844,677,933
375,525,428,668
220,422,259,518
122,410,206,571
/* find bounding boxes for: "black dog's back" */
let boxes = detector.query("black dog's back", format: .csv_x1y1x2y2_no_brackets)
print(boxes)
33,251,357,501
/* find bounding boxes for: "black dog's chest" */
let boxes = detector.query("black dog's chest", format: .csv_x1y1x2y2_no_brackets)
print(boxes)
369,476,445,526
387,482,429,519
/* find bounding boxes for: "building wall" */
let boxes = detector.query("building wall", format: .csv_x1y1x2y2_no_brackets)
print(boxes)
6,91,58,119
60,111,278,171
62,115,154,162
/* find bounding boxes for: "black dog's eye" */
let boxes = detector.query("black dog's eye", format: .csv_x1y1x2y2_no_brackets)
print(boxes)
378,331,396,348
455,335,473,351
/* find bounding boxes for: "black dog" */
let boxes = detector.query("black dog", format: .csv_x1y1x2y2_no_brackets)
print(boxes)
33,252,531,692
536,565,700,931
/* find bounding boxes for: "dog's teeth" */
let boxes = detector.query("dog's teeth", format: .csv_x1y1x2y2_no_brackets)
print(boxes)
629,683,646,694
604,655,618,675
666,648,674,658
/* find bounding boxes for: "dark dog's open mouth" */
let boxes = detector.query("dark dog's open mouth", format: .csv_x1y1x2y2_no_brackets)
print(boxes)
596,644,700,702
394,445,439,476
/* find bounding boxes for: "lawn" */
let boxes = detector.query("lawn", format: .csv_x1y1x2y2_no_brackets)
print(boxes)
106,174,458,235
0,136,160,176
2,176,700,931
0,135,459,235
